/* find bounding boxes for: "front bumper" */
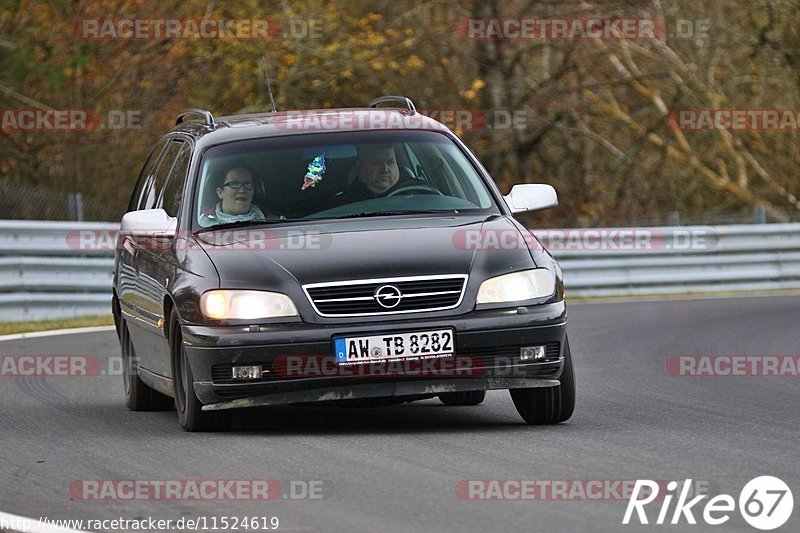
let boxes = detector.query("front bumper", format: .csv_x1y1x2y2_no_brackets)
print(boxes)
181,300,568,410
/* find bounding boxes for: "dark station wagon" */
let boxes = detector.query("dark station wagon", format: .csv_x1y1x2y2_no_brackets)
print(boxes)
112,96,575,431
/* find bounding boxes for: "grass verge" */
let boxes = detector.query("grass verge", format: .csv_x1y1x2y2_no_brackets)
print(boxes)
0,315,114,336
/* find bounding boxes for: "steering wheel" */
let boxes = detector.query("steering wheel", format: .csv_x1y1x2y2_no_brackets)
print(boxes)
386,184,444,197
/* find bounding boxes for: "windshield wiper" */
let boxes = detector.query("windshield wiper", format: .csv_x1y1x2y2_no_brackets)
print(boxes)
195,218,303,234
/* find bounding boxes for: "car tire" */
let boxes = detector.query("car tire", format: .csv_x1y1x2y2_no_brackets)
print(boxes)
510,335,575,424
438,390,486,406
170,310,232,432
120,318,174,411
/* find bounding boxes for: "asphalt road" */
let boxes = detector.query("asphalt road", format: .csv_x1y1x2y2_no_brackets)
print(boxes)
0,295,797,532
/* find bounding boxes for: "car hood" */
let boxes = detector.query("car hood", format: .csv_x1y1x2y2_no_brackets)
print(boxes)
194,215,538,289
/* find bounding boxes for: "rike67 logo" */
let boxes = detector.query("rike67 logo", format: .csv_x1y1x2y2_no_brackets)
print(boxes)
623,476,793,530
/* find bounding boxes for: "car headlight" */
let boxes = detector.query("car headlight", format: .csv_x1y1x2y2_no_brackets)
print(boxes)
476,269,556,304
200,290,299,319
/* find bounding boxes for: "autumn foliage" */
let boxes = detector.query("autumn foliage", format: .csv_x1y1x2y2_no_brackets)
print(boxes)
1,0,798,225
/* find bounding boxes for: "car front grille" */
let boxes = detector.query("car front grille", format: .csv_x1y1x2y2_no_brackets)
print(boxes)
303,275,468,317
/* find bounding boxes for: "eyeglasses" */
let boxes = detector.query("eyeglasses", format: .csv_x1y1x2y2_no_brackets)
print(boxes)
222,181,254,190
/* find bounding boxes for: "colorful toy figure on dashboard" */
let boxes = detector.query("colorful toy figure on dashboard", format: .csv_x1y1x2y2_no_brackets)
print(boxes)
301,153,326,190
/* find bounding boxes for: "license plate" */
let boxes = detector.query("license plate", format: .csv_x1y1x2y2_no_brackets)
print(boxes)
333,329,455,365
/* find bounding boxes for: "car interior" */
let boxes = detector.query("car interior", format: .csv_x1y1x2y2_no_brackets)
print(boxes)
198,142,436,221
194,136,497,227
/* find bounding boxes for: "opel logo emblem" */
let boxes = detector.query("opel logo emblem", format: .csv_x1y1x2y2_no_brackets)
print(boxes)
374,284,403,309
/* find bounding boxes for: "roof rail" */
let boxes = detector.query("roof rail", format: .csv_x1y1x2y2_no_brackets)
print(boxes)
368,96,416,115
175,108,216,128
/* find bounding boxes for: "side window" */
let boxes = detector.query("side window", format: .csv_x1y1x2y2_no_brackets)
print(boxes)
128,140,167,212
161,142,191,217
138,140,181,211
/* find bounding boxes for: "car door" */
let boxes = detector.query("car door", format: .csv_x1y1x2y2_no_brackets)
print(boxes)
134,139,191,377
123,139,183,374
117,139,167,335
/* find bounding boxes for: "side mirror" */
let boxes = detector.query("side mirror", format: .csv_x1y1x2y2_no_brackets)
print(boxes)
504,184,558,214
120,209,177,238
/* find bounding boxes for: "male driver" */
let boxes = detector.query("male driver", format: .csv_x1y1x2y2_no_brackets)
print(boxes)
357,143,401,195
337,144,415,203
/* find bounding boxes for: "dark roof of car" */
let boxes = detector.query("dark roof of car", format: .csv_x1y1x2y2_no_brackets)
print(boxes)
170,108,450,145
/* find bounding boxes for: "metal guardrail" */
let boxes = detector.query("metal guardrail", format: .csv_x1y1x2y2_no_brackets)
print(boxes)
1,220,799,321
0,221,117,321
535,224,800,297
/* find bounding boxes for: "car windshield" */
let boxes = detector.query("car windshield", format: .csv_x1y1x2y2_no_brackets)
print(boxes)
193,130,499,229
